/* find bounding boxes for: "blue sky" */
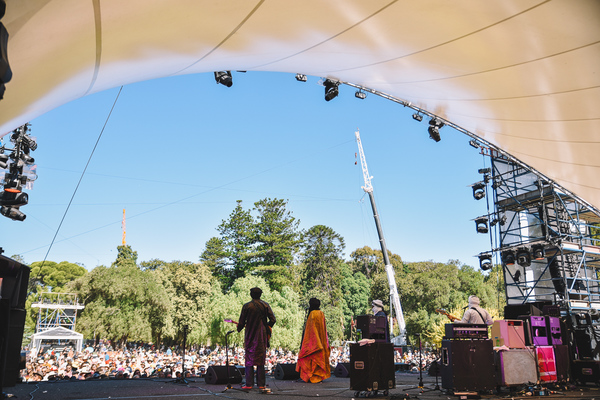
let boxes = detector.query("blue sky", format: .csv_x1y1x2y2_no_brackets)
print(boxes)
1,71,493,270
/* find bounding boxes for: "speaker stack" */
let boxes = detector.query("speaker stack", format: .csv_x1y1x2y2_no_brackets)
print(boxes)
274,363,300,380
441,324,496,392
349,342,395,393
333,362,350,378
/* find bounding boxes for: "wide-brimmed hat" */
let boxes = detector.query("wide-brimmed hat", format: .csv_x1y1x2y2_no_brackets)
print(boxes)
372,299,384,308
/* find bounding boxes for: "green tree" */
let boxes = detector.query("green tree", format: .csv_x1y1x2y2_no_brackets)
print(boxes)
28,260,87,292
200,237,229,289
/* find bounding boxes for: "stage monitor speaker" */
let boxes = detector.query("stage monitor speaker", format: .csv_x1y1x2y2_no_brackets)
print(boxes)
350,342,395,392
441,339,496,392
204,365,242,385
333,362,350,378
274,363,300,380
495,348,537,386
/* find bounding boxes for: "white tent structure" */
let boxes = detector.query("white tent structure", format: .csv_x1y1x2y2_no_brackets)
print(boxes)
30,326,84,354
0,0,599,210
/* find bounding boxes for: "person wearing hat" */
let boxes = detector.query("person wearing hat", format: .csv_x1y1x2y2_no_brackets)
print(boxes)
458,295,493,325
237,287,276,390
371,299,390,342
296,298,331,383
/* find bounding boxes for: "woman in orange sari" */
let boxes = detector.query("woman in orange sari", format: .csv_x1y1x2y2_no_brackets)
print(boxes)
296,298,331,383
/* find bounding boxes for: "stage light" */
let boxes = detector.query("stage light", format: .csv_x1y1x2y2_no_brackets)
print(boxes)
0,190,28,207
355,90,366,99
469,140,479,148
324,79,339,101
499,214,507,226
0,152,7,169
1,205,25,221
492,179,502,189
473,183,485,200
516,248,531,267
501,250,515,266
3,178,21,193
295,73,307,82
479,254,492,271
532,244,545,260
214,71,233,87
428,118,444,142
412,113,423,122
475,217,488,234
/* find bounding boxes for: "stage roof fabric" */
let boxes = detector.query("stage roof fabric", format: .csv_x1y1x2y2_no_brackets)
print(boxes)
0,0,598,209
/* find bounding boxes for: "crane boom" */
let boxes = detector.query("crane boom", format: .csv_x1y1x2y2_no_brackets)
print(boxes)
355,130,406,344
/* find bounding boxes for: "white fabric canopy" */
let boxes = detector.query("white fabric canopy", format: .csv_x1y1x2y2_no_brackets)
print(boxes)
0,0,599,209
31,326,84,353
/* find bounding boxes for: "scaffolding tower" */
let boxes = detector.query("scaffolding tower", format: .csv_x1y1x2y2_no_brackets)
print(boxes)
31,292,85,333
474,149,600,363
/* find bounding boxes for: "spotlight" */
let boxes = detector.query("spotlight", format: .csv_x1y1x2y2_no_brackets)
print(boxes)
492,179,502,189
479,254,492,271
501,250,515,266
0,153,7,169
428,118,444,142
0,191,28,207
412,113,423,122
0,205,25,221
499,214,507,226
516,248,531,267
214,71,233,87
3,178,21,193
475,217,488,234
490,217,498,227
324,79,339,101
355,90,366,99
472,183,485,200
469,140,479,148
532,244,545,260
295,73,307,82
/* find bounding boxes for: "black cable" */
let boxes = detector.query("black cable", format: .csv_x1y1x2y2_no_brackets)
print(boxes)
28,86,123,287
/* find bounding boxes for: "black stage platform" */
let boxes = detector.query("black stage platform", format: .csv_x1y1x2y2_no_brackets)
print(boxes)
3,372,599,400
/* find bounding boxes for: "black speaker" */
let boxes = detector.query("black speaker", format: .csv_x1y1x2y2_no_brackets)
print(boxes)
334,362,350,378
441,339,496,392
204,365,242,384
274,363,300,380
553,345,570,382
350,342,395,392
504,303,543,319
356,315,388,341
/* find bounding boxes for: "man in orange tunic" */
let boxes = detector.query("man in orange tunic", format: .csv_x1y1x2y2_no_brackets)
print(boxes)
296,298,331,383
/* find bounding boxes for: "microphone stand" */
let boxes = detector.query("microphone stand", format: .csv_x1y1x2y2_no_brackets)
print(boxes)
224,330,236,390
403,333,425,393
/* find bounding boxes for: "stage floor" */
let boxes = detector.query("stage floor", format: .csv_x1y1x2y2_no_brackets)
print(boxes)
4,372,599,400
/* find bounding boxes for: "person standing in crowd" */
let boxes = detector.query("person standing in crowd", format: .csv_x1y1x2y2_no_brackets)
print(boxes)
371,299,390,342
237,287,276,389
458,295,493,325
296,298,331,383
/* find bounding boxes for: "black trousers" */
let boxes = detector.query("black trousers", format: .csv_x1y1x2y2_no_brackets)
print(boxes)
245,365,266,387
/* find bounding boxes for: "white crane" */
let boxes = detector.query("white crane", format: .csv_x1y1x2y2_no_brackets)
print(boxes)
355,129,406,345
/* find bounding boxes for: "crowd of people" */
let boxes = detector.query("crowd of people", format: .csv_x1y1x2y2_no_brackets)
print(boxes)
20,341,438,383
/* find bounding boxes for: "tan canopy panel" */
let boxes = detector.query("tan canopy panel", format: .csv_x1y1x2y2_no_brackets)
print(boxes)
0,0,598,209
31,326,84,353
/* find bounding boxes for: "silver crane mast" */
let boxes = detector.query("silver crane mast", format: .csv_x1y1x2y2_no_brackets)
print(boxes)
355,129,406,344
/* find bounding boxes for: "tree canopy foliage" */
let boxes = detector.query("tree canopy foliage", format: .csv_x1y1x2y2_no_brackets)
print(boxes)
23,197,504,349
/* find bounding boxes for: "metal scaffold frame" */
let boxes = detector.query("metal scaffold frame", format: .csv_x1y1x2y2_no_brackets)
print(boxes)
31,292,85,333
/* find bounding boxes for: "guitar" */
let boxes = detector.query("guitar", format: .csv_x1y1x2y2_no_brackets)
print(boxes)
436,308,460,322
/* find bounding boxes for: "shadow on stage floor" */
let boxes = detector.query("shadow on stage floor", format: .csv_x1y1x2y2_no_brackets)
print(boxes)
4,372,599,400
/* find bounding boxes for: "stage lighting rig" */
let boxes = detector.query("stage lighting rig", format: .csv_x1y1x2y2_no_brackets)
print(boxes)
428,118,443,142
501,250,516,266
516,248,531,266
479,254,492,271
323,79,339,101
295,73,307,82
412,113,423,122
475,217,488,234
472,182,485,200
532,244,545,260
355,90,366,99
214,71,233,87
469,140,479,148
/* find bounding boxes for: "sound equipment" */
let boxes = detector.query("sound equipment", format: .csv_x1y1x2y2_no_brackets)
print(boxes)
0,256,30,389
546,317,562,345
444,323,488,339
355,315,388,342
571,360,600,385
204,365,242,384
535,346,557,383
495,348,537,386
274,363,300,380
333,362,350,378
350,342,395,392
542,304,561,317
490,320,526,348
441,339,496,392
504,303,543,319
525,316,548,346
553,345,569,382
